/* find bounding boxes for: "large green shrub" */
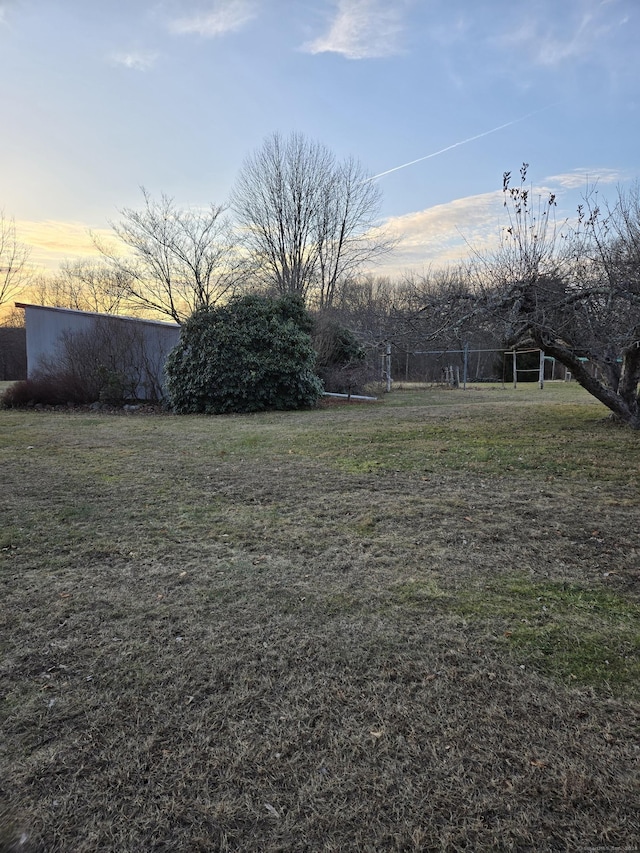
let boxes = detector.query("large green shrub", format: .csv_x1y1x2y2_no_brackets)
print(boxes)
165,294,323,414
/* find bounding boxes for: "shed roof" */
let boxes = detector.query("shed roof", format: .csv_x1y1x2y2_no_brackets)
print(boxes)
14,303,180,330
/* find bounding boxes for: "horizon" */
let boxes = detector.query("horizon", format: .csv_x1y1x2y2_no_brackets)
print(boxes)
1,0,638,282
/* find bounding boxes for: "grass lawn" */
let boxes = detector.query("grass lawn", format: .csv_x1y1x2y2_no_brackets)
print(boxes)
1,382,639,851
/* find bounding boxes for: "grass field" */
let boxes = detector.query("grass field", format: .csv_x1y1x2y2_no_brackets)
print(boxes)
1,382,639,852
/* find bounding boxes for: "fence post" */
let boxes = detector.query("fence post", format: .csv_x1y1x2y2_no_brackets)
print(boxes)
386,341,392,392
539,349,545,389
463,342,469,390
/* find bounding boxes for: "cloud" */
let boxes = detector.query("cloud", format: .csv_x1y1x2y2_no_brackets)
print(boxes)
0,0,16,26
168,0,256,37
372,169,633,278
498,0,633,69
544,168,622,189
110,50,158,71
303,0,408,59
16,220,112,271
371,191,505,275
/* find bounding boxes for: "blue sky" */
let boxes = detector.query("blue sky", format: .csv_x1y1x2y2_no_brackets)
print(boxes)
1,0,638,277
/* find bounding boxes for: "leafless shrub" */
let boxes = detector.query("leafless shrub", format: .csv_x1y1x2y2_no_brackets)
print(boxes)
1,375,88,407
312,313,374,395
3,316,166,407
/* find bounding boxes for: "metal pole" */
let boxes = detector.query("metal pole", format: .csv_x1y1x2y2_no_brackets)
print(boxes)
512,350,517,389
463,342,469,390
386,341,392,393
539,349,545,389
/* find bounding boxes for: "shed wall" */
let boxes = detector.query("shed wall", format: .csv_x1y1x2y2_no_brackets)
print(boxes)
20,305,180,400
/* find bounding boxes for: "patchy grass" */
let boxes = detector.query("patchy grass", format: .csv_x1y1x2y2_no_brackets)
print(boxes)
453,577,640,693
291,384,639,482
1,383,639,851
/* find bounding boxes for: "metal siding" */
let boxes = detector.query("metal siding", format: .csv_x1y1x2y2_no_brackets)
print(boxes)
22,305,181,399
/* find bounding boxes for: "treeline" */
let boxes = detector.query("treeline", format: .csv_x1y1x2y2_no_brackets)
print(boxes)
3,141,640,426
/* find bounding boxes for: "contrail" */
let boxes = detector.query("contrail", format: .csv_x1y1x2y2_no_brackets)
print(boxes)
366,106,557,182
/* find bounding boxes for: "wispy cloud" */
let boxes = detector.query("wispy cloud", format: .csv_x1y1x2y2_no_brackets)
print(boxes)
498,0,633,69
373,169,632,277
168,0,256,37
16,220,111,271
303,0,409,59
372,191,505,275
544,168,622,189
0,0,15,26
110,50,158,71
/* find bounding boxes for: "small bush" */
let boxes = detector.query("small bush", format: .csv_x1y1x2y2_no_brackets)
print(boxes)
165,293,323,414
1,375,89,408
43,318,163,403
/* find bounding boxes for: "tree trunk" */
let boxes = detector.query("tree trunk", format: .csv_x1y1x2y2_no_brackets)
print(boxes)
532,331,640,429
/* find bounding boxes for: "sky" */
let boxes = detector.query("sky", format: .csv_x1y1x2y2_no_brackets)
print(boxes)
1,0,639,280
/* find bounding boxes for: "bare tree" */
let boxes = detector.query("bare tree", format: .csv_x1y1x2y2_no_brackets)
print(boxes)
232,133,332,300
30,260,129,314
474,165,640,428
0,212,30,307
231,132,392,307
334,274,398,344
95,189,242,323
315,156,393,308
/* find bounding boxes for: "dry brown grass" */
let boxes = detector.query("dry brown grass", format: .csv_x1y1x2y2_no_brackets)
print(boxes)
1,384,638,852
